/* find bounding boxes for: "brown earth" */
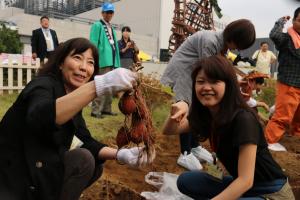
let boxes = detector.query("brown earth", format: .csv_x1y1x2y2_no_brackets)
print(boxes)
81,134,300,200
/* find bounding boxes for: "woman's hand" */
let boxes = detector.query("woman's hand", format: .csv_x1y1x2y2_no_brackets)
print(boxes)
126,42,132,48
94,68,137,96
121,42,132,53
116,147,149,168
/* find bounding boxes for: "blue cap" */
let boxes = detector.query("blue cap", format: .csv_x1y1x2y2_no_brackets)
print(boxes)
102,2,115,12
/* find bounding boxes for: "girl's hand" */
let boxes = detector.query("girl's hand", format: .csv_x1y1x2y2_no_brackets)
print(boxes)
170,101,189,123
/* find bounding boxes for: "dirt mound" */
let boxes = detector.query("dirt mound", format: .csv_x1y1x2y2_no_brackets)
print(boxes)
81,179,145,200
82,134,300,199
82,134,184,200
270,136,300,198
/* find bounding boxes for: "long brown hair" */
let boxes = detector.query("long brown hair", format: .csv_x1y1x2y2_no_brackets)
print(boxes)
188,55,258,151
38,38,99,81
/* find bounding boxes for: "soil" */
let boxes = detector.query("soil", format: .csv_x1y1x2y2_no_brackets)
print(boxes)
81,134,300,200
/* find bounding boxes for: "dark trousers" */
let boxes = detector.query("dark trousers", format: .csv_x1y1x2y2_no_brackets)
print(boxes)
60,148,103,200
177,171,285,200
179,132,199,154
39,51,55,66
91,67,114,115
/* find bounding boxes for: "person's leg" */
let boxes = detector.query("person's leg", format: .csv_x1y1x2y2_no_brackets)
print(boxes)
99,67,116,115
91,97,102,117
60,148,101,200
245,179,294,200
189,133,214,164
190,133,199,149
179,133,192,154
102,93,113,113
178,133,213,169
97,67,110,115
290,87,300,136
86,163,103,188
91,70,103,118
265,82,299,143
177,171,233,199
291,104,300,136
177,133,202,170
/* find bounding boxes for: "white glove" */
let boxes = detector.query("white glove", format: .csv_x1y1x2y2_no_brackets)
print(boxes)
116,147,148,168
94,68,137,96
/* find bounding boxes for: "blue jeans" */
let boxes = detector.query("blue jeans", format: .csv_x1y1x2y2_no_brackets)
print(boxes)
177,171,286,200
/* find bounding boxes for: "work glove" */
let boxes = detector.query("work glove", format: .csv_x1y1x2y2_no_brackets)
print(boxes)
94,68,137,96
116,147,148,168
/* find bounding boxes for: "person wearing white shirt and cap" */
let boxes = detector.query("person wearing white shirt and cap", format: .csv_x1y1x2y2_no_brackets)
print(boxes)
89,2,121,119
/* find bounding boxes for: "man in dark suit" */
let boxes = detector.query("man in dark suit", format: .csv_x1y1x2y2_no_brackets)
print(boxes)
31,16,59,63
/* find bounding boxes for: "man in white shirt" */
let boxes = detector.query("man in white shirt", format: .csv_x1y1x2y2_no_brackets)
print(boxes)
31,16,59,64
252,42,277,75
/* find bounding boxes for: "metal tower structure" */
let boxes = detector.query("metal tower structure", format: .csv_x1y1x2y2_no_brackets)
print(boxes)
168,0,222,56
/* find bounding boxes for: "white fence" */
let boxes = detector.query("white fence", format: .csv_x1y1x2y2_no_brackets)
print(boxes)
0,55,40,95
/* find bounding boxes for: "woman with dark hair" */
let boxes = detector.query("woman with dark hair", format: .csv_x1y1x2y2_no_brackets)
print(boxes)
163,55,294,199
161,19,256,171
0,38,149,200
118,26,140,69
251,41,276,75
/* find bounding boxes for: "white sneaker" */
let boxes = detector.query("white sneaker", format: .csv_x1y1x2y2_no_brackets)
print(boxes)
177,151,203,171
191,145,214,164
268,143,287,152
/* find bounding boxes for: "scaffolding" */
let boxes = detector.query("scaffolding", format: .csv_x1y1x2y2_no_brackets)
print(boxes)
168,0,222,57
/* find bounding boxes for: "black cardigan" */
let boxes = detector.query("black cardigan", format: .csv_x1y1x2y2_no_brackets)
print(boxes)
0,74,106,200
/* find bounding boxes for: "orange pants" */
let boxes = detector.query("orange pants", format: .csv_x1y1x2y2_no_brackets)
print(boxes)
265,81,300,143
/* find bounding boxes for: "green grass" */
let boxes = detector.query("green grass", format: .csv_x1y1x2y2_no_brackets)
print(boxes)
0,94,170,141
0,93,18,119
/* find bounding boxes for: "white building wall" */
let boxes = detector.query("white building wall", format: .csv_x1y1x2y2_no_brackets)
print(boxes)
0,7,158,56
1,1,231,57
77,0,161,38
77,0,162,56
159,0,173,50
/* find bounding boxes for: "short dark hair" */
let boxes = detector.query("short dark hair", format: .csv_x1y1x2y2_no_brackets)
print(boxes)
293,7,300,20
260,41,268,46
121,26,131,33
38,38,99,81
188,55,258,147
223,19,256,50
40,16,49,22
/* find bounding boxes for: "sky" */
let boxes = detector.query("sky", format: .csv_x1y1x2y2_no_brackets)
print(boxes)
218,0,299,38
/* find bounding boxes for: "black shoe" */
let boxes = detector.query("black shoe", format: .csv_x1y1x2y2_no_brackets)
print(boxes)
102,111,117,116
91,113,104,118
